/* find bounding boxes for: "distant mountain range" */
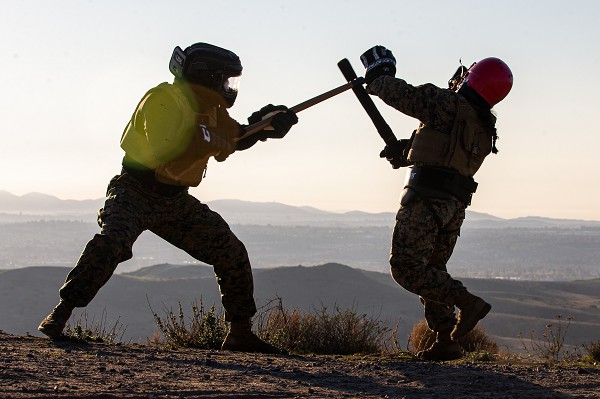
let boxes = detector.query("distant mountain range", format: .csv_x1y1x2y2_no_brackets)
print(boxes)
1,263,599,354
2,191,600,280
2,190,599,228
0,191,104,215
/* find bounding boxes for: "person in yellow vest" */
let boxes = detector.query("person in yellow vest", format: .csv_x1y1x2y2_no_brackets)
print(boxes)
38,42,298,354
360,45,513,360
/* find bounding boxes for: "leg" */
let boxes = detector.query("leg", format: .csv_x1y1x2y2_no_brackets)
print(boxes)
389,196,474,360
59,233,137,306
421,218,463,333
150,195,280,354
417,217,464,360
150,195,256,322
389,196,491,341
39,174,147,338
389,198,467,307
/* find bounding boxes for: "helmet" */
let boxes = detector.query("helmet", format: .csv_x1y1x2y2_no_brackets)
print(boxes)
169,43,243,107
459,57,513,107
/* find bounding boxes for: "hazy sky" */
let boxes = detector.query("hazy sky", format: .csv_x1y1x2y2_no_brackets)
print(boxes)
2,1,599,220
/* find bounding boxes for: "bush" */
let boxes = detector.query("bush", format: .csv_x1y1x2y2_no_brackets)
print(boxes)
254,298,390,355
519,315,574,362
408,319,498,355
151,300,227,349
583,340,600,363
150,297,401,356
64,309,127,343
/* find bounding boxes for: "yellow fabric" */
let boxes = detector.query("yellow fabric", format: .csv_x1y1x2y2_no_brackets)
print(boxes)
120,82,222,186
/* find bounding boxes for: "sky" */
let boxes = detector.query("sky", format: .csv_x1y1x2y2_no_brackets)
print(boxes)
1,0,599,220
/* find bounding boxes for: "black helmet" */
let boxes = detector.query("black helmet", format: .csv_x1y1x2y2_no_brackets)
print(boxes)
169,43,243,107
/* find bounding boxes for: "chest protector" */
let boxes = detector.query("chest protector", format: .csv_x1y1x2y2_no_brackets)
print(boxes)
120,83,225,187
407,98,494,177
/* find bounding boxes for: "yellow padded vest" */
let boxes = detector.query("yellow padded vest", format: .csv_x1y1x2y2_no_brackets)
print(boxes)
120,83,220,187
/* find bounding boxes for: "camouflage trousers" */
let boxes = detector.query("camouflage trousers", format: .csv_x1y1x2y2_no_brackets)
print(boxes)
390,194,468,333
59,172,256,322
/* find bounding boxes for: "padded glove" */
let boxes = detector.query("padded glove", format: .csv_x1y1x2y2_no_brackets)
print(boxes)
360,45,396,84
248,104,287,125
247,104,298,139
265,109,298,139
236,105,298,151
379,138,410,169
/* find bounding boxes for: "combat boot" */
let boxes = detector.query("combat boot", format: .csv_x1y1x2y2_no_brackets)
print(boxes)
417,329,463,361
451,291,491,340
221,320,283,354
38,300,74,339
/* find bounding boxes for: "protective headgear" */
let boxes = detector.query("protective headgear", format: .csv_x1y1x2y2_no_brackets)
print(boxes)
169,43,243,107
458,57,513,107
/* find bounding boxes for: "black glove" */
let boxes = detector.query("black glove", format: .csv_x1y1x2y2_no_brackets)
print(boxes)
360,46,396,84
248,104,287,124
266,109,298,139
380,139,410,169
247,104,298,139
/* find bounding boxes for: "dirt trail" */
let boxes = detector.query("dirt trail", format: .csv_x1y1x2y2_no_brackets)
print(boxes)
0,332,598,398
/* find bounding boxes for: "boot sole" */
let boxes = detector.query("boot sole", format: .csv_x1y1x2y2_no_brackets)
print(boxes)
417,341,463,361
418,350,463,361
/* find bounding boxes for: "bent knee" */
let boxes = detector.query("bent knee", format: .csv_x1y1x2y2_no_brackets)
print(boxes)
88,233,134,263
389,258,410,288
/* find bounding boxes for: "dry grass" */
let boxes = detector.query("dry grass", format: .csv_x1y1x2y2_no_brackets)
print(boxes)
254,298,391,355
63,309,127,344
150,300,226,349
519,315,576,362
583,340,600,363
408,319,499,355
149,298,390,355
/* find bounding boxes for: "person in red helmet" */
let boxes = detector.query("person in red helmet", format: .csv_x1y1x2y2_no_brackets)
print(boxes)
360,46,513,361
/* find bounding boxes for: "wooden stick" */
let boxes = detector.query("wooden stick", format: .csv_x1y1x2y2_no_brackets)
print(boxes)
237,77,364,141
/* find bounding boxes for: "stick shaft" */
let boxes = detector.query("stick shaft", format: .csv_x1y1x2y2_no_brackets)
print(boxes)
238,79,362,140
337,58,397,145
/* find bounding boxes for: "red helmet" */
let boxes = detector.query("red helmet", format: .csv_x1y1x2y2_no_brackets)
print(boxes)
460,57,513,106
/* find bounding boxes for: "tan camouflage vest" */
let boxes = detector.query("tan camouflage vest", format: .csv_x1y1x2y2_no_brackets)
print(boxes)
407,98,494,177
120,83,220,187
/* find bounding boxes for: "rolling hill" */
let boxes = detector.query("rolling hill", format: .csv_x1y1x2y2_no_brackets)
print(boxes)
1,263,599,354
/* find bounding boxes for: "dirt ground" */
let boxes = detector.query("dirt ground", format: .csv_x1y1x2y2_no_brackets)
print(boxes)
1,332,599,399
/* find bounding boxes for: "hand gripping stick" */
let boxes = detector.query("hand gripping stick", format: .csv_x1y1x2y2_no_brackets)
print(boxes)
238,77,365,141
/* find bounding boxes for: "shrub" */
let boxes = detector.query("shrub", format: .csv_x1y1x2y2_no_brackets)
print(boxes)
519,315,574,362
151,300,227,349
408,319,498,355
151,297,399,355
583,340,600,363
64,309,127,344
254,298,390,355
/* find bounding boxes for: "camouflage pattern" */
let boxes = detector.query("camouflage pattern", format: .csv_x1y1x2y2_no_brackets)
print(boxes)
389,195,468,333
59,172,256,322
368,75,484,333
368,75,458,133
